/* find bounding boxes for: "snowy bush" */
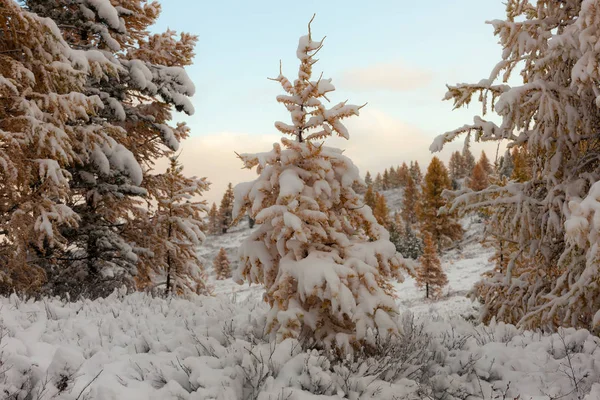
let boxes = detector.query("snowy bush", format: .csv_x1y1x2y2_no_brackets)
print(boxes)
2,291,600,399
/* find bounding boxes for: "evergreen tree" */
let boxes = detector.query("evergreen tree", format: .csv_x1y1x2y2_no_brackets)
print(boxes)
498,150,514,179
431,1,600,330
397,162,410,187
418,157,462,251
448,151,465,181
374,172,383,190
462,144,476,176
469,162,489,192
415,233,448,299
364,171,373,186
382,168,390,190
410,161,423,185
233,19,408,350
0,2,98,294
388,166,398,188
208,203,219,234
24,0,198,296
213,247,232,280
219,183,235,234
137,157,209,296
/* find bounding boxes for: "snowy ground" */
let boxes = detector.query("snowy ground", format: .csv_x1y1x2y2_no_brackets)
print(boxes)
2,218,600,399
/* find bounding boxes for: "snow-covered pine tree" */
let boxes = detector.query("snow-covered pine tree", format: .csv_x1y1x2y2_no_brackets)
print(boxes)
418,157,462,251
374,173,383,190
389,166,399,188
213,247,231,280
449,151,465,181
416,233,448,299
430,0,600,331
364,171,373,186
0,2,104,294
498,149,514,179
397,162,410,187
382,168,390,190
24,0,198,296
208,203,219,234
136,157,209,296
410,161,423,185
218,183,235,234
233,18,408,351
461,143,476,177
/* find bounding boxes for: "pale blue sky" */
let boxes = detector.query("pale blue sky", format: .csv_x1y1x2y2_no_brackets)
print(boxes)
152,1,508,202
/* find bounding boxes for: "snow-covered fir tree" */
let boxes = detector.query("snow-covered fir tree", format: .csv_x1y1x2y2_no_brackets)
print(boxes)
233,18,409,351
0,2,101,294
431,0,600,331
208,203,219,235
23,0,198,296
213,247,231,280
416,233,448,299
449,151,465,182
409,161,422,185
364,171,372,186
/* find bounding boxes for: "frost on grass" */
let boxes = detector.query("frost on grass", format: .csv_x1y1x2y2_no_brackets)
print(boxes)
2,292,600,400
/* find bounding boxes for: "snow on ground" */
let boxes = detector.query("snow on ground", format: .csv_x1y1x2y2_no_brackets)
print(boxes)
3,217,600,399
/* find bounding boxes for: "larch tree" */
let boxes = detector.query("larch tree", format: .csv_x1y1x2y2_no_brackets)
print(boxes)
137,157,209,296
213,247,231,280
418,157,462,251
401,175,419,228
416,233,448,299
363,185,377,210
478,151,493,175
24,0,198,296
219,183,235,234
373,192,391,228
233,18,409,352
208,203,219,234
0,2,101,294
469,162,490,192
430,0,600,331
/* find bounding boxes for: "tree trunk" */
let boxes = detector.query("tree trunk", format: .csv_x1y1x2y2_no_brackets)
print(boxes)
426,283,429,299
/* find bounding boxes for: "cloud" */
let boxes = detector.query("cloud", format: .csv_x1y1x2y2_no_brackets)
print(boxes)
340,62,433,92
170,109,503,204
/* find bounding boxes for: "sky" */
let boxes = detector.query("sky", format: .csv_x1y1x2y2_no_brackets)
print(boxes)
152,0,508,204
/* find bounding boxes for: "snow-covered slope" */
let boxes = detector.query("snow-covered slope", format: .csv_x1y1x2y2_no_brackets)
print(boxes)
2,219,600,399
